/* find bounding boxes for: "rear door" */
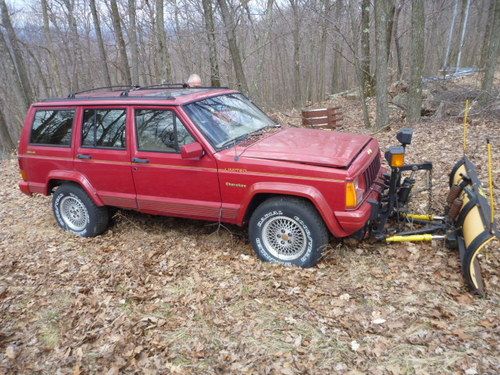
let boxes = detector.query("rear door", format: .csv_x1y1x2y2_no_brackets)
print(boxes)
130,106,221,221
74,106,136,209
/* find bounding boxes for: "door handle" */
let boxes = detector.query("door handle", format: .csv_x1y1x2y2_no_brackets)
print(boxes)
77,154,92,159
132,157,150,164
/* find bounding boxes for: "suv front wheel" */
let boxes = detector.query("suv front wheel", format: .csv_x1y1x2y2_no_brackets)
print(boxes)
249,197,329,267
52,183,109,237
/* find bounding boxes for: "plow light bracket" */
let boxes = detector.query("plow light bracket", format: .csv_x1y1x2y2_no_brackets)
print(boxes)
385,146,406,168
397,128,413,146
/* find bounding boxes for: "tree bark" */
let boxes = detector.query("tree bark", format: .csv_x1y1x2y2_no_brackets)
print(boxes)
317,0,331,101
331,0,343,93
393,0,403,79
289,0,302,106
455,0,471,71
62,0,85,90
360,0,374,97
407,0,425,123
41,0,63,95
442,0,459,72
89,0,112,87
480,0,500,103
110,0,132,85
128,0,140,85
480,0,496,69
374,0,389,128
385,1,395,63
156,0,173,83
217,0,248,93
0,0,34,110
0,102,15,152
201,0,221,86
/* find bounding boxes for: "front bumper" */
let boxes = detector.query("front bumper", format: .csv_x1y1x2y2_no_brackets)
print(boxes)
334,188,381,236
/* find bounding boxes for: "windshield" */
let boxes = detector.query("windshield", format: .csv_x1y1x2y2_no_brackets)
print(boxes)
183,93,276,149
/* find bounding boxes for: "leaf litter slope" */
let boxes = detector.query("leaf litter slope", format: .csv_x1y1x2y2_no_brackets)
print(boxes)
0,97,498,374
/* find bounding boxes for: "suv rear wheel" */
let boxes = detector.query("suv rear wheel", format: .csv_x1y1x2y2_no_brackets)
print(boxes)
52,183,109,237
249,197,329,267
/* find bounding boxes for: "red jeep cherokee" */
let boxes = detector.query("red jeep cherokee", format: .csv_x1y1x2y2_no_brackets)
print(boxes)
18,85,382,267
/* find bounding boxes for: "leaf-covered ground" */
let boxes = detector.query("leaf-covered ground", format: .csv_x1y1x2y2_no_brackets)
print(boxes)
1,85,499,373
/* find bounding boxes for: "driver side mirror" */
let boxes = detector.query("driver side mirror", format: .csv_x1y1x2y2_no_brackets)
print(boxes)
180,142,204,160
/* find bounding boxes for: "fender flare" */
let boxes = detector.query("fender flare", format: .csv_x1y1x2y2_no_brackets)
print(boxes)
237,182,348,237
46,170,104,206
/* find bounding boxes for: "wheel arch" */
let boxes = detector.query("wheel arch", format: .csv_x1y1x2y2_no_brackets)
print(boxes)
238,182,347,237
46,170,104,206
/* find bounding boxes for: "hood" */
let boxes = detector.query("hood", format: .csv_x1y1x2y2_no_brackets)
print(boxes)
241,128,371,168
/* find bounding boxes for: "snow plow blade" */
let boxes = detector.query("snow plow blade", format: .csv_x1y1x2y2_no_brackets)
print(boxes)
448,157,498,296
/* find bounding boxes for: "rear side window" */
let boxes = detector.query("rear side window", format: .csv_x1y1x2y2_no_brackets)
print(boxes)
82,109,126,149
30,109,75,146
135,109,195,152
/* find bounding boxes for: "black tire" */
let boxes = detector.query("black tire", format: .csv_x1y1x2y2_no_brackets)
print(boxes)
249,196,329,267
52,183,109,237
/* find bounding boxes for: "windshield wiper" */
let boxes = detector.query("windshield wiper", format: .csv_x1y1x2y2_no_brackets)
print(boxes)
218,133,250,149
218,128,267,149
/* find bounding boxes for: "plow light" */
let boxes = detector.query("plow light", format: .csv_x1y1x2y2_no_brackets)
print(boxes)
396,128,413,146
385,146,405,168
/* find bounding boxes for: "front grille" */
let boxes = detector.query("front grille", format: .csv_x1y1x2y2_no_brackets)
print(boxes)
363,153,381,188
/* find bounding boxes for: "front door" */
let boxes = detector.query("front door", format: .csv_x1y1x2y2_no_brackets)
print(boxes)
130,106,221,221
74,106,137,209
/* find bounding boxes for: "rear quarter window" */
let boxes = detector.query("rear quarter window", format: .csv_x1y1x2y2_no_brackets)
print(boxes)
30,109,75,146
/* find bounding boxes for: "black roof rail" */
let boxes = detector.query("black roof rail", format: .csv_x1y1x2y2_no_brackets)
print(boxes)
67,85,140,99
136,83,187,90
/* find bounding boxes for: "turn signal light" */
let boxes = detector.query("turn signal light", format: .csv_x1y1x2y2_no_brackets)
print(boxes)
20,170,28,181
345,182,358,208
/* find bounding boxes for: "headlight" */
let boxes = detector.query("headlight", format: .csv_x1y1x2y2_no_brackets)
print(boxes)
345,175,366,209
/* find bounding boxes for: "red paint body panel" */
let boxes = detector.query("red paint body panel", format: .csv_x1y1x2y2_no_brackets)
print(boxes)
18,89,384,238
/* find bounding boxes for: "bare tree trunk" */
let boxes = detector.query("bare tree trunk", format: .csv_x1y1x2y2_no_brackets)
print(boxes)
89,0,112,87
41,0,63,95
480,0,500,104
360,0,374,97
201,0,221,86
63,0,85,90
289,0,302,106
407,0,425,123
480,0,496,69
110,0,132,85
443,0,459,72
385,1,396,62
156,0,173,82
217,0,248,93
393,0,404,79
0,103,15,152
0,0,34,109
317,0,331,101
455,0,470,71
128,0,140,85
331,0,343,93
375,0,389,128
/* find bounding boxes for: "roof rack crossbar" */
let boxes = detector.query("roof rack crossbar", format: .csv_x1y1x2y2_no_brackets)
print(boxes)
68,85,140,99
136,83,187,90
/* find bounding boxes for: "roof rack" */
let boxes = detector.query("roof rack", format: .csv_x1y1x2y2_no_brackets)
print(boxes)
68,85,140,99
65,83,230,100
